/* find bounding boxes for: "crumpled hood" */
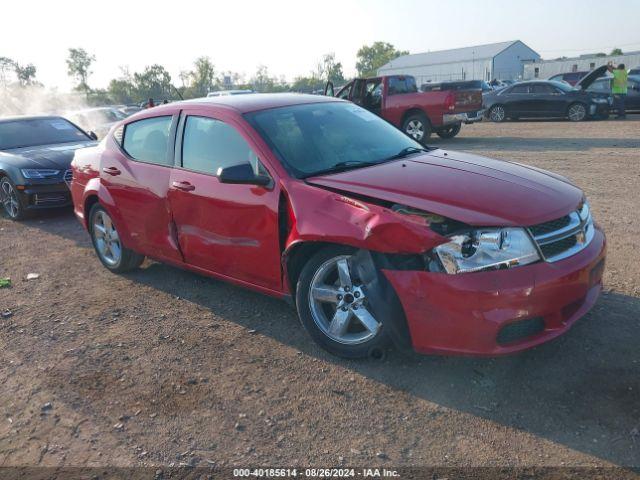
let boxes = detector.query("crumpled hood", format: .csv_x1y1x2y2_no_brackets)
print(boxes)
306,149,583,227
1,141,96,170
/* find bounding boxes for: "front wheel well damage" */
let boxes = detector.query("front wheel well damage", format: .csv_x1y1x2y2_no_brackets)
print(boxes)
284,242,415,351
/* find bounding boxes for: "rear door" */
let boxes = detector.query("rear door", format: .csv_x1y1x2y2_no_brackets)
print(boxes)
167,107,282,291
104,112,182,262
529,83,565,116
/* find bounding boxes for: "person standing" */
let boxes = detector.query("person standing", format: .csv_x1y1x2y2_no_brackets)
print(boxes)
608,63,628,119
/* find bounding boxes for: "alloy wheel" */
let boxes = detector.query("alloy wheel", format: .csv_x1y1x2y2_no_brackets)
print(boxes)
490,105,505,122
92,210,122,267
405,120,425,141
308,255,381,345
0,179,19,219
568,104,586,121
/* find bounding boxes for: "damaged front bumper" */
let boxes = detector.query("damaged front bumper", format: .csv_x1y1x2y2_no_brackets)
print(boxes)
382,227,606,356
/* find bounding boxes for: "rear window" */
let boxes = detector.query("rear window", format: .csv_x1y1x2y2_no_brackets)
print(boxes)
0,118,89,150
388,76,418,95
122,116,172,166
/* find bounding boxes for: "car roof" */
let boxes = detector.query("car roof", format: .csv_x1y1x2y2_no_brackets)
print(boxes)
178,93,343,114
0,115,68,124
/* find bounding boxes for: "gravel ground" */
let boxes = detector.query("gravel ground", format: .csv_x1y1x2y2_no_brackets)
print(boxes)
0,117,639,472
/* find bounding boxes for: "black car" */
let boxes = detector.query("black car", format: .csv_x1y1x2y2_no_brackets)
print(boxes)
0,116,97,220
483,76,610,122
586,74,640,113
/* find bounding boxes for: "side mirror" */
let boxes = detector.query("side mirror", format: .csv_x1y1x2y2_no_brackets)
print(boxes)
217,163,271,187
324,81,334,97
87,131,98,141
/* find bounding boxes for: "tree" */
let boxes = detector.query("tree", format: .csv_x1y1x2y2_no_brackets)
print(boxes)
133,64,173,101
107,78,136,104
14,63,37,86
66,48,95,94
610,48,623,56
191,57,217,96
355,42,408,77
0,57,16,86
321,53,345,84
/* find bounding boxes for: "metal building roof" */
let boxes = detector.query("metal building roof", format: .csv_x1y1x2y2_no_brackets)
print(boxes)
380,40,524,70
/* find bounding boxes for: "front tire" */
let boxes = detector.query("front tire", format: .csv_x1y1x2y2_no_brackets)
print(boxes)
402,112,431,144
0,176,27,221
296,246,389,359
567,102,587,122
488,104,506,122
89,204,144,273
436,124,462,139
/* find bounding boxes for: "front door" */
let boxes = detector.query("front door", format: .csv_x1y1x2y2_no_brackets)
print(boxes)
102,113,183,262
167,109,282,291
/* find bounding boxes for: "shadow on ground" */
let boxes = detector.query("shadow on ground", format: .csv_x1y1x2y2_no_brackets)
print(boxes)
126,261,640,468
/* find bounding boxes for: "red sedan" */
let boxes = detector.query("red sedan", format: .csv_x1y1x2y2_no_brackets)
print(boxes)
70,94,605,358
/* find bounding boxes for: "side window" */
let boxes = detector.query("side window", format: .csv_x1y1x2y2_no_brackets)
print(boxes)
122,116,172,166
181,116,265,176
510,85,529,94
337,83,352,100
388,76,408,95
531,84,555,94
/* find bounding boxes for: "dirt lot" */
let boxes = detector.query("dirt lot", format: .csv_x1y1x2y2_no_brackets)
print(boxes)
0,117,639,473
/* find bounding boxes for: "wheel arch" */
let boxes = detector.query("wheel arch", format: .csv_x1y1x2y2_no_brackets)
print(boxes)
401,107,431,127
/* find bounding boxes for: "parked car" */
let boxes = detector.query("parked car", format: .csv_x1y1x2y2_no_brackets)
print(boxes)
586,75,640,112
326,74,483,141
207,89,254,97
0,116,97,220
548,71,589,86
66,107,127,139
483,73,610,122
628,67,640,75
70,94,605,359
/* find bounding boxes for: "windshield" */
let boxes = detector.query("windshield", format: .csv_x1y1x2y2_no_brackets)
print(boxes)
245,102,424,178
0,117,90,150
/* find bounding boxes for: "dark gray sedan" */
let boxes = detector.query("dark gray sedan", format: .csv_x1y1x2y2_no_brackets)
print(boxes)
0,116,97,220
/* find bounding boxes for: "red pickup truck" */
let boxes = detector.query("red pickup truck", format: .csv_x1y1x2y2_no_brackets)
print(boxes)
326,75,483,142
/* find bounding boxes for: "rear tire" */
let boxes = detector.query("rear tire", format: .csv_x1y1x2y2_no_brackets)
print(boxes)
488,104,506,122
402,112,431,144
0,176,27,221
89,204,144,273
296,246,390,359
436,124,462,139
567,102,587,122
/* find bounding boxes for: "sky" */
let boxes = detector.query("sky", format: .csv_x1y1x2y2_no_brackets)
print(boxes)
2,0,639,91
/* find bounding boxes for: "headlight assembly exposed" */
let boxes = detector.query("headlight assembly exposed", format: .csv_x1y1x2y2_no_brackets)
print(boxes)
21,169,60,179
434,228,540,274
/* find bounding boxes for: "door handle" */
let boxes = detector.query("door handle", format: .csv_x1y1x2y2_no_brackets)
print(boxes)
102,166,121,176
172,181,195,192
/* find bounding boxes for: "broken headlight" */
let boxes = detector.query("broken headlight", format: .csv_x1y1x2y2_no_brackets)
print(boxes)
434,228,540,274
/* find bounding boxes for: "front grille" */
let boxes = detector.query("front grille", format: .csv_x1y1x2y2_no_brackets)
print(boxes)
528,204,594,263
539,235,578,258
497,317,545,345
64,169,73,183
33,192,69,206
529,215,571,236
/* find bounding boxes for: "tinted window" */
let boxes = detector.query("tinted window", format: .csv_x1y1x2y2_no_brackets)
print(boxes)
509,85,529,94
531,84,556,94
123,116,172,165
0,117,90,150
246,102,423,179
182,116,261,176
388,76,418,95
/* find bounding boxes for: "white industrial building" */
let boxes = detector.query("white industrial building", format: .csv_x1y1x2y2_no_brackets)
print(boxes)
523,51,640,80
377,40,540,85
